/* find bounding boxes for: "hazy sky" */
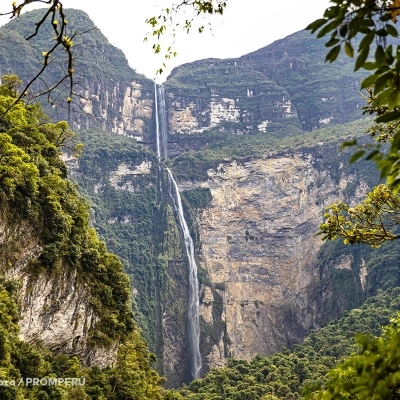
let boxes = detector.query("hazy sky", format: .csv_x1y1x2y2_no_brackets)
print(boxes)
0,1,331,81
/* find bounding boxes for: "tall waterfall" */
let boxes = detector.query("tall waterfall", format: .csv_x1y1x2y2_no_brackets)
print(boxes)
154,83,168,160
167,169,202,379
154,83,202,379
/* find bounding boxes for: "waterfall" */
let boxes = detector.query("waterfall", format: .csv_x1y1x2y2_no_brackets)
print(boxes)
154,83,168,160
154,83,202,379
154,82,161,159
166,168,202,379
158,85,168,160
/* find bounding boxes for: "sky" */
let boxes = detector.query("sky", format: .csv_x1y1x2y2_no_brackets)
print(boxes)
0,0,331,81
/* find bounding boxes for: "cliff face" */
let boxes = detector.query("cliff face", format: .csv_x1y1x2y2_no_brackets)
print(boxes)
0,9,154,139
165,59,300,139
0,205,117,368
179,145,375,369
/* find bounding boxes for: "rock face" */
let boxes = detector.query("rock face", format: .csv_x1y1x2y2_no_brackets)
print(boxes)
165,59,300,137
0,9,155,139
0,218,116,367
181,146,372,368
75,79,154,138
241,30,366,131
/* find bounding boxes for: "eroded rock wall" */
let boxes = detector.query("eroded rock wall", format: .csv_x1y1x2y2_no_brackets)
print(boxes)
181,147,371,368
0,217,116,367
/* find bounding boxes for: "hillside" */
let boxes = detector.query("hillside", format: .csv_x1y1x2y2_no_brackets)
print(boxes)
0,77,164,399
0,9,155,137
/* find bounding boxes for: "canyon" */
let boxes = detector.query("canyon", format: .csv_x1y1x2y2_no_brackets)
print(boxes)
1,8,397,389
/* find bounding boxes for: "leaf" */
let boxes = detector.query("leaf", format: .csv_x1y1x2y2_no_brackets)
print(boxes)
375,45,386,67
325,38,340,48
341,139,357,148
317,19,341,38
375,111,400,123
306,18,328,33
350,150,365,163
388,89,400,110
374,71,394,94
365,150,380,160
358,31,375,52
380,162,392,179
361,74,378,89
363,62,377,71
386,24,398,37
355,47,369,71
345,42,354,58
326,45,341,63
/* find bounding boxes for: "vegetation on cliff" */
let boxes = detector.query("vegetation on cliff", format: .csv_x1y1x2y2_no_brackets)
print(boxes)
0,76,166,399
0,278,164,400
0,76,134,345
167,288,400,400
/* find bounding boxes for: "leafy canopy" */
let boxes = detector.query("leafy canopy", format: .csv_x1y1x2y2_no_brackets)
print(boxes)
307,1,400,246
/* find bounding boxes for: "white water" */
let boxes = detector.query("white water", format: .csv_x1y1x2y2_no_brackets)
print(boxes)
166,168,202,379
158,85,168,160
154,83,168,160
154,82,202,379
154,82,161,159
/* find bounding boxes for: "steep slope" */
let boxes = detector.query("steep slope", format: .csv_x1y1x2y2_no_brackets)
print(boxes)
163,30,366,146
165,58,300,137
0,9,154,137
241,30,366,131
0,79,134,366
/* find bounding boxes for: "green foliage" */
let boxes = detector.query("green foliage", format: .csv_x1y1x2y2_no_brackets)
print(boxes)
170,118,371,181
309,313,400,399
175,288,400,399
71,130,168,355
320,184,400,246
0,277,164,400
145,1,227,74
181,188,212,210
0,77,133,346
308,0,400,188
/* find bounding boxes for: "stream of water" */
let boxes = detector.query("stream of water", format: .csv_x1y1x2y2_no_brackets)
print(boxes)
154,83,202,379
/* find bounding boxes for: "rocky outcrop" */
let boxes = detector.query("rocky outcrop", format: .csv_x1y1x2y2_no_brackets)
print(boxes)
0,217,116,368
165,59,300,136
75,79,154,138
0,9,155,139
181,146,372,368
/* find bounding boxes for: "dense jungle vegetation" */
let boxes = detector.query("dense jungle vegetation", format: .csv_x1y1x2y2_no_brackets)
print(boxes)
172,288,400,400
0,77,164,399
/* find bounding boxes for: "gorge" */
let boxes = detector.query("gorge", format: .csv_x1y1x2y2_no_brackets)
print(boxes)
1,7,400,394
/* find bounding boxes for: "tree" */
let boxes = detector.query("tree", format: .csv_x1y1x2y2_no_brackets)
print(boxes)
144,0,227,74
305,1,400,246
307,3,400,397
307,313,400,399
1,1,73,110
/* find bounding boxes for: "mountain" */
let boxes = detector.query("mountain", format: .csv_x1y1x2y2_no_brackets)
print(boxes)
0,9,154,137
1,8,399,390
0,79,163,399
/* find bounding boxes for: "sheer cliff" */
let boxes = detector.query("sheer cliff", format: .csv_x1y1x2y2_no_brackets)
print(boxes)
0,9,154,138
